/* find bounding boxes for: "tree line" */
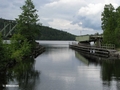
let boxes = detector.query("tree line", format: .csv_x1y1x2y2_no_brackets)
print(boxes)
0,19,75,40
37,26,75,40
102,4,120,48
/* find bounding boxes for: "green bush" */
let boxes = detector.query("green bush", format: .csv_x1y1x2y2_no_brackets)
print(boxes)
10,34,31,62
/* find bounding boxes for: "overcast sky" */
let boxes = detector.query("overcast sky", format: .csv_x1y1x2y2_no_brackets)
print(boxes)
0,0,119,35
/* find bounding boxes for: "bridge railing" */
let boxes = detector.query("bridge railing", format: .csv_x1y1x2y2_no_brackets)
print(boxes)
101,44,115,49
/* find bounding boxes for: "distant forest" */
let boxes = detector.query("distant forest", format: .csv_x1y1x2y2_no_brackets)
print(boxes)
38,26,75,40
0,18,76,40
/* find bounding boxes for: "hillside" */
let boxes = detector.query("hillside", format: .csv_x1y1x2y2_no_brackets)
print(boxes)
0,18,76,40
37,26,75,40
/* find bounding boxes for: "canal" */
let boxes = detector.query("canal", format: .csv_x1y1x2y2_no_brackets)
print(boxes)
1,41,120,90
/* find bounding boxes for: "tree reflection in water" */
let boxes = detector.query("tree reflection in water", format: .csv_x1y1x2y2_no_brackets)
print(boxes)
101,60,120,90
75,51,120,90
0,71,7,90
0,58,40,90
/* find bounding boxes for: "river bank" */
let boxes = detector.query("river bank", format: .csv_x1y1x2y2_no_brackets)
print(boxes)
32,42,45,58
0,41,45,72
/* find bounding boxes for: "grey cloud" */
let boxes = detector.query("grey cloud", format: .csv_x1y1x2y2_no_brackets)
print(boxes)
0,0,52,20
40,18,53,26
37,0,104,32
38,0,102,34
80,17,101,30
0,0,10,8
72,14,102,30
12,1,24,8
34,0,55,8
39,3,82,22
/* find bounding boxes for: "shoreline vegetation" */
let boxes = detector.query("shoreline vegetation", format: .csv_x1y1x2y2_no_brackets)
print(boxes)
0,0,46,71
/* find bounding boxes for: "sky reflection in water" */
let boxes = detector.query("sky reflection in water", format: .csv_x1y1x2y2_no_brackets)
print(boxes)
35,41,103,90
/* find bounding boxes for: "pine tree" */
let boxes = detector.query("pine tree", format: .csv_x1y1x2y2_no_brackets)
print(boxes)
16,0,40,42
9,0,40,61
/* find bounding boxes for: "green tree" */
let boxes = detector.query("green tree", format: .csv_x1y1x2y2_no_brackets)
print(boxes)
0,34,5,60
16,0,40,42
10,34,31,62
101,4,116,44
0,33,9,69
115,6,120,47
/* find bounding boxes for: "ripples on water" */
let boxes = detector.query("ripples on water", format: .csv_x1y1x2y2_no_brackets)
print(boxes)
1,41,120,90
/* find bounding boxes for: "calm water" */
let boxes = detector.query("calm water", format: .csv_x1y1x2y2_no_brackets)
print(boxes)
1,41,120,90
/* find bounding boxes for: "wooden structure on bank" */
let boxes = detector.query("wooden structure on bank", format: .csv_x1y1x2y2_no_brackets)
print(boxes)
70,35,116,58
69,44,116,58
76,35,103,47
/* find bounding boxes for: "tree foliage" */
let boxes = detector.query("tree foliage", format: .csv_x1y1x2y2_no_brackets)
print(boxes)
0,34,6,60
10,34,31,62
37,26,75,40
9,0,39,62
16,0,40,41
0,0,41,65
101,4,120,47
0,33,10,69
9,0,40,61
115,6,120,47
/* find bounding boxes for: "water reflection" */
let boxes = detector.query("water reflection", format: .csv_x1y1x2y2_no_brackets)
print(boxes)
35,45,103,90
0,71,7,90
1,41,120,90
75,50,120,90
75,51,100,65
75,51,89,65
0,58,40,90
101,60,120,90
